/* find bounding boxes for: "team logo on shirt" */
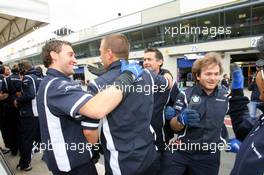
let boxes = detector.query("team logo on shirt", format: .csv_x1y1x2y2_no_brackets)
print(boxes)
57,80,69,89
191,95,201,104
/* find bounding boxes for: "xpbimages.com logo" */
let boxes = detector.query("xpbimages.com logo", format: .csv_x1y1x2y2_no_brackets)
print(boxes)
164,24,232,38
164,140,233,153
87,83,168,96
33,141,100,154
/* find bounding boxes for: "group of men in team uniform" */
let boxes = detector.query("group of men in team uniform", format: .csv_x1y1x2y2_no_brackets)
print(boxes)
0,61,44,171
1,33,263,175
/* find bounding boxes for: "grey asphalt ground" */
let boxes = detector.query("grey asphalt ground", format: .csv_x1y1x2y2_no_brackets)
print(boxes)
0,126,237,175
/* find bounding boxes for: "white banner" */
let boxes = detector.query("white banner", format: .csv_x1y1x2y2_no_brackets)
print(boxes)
180,0,241,14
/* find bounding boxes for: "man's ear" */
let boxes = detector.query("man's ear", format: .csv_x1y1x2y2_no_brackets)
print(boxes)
50,51,57,61
157,59,163,67
195,73,200,81
107,49,114,60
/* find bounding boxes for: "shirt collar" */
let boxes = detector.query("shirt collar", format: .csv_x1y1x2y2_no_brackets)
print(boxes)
47,68,71,80
108,60,122,70
195,84,219,96
25,68,37,75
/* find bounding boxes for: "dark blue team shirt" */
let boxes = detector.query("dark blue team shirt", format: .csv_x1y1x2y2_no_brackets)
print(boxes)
230,115,264,175
151,69,171,152
172,84,229,148
228,94,264,175
17,69,40,117
87,60,167,175
0,74,4,92
37,68,98,172
4,73,22,107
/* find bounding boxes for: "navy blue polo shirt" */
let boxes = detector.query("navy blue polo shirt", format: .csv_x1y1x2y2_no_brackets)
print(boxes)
0,74,4,90
17,69,41,117
0,75,5,106
173,84,228,151
151,68,171,152
231,114,264,175
87,60,167,175
5,73,22,107
164,81,181,144
8,73,21,92
37,68,98,172
1,75,8,93
0,75,6,106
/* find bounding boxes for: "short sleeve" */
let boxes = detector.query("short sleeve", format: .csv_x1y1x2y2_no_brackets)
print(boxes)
87,80,100,96
80,117,100,130
47,79,93,118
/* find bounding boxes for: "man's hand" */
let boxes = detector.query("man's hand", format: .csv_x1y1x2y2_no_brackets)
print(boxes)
231,63,244,90
227,138,241,153
83,129,99,145
120,60,143,79
165,106,177,120
177,108,201,127
113,60,143,98
160,69,173,88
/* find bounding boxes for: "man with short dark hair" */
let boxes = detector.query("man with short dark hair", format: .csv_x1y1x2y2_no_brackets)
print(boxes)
37,39,143,175
221,73,230,91
0,61,9,155
14,60,40,171
143,48,173,174
3,64,21,156
86,34,170,175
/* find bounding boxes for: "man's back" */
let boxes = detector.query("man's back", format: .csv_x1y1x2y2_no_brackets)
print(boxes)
5,73,21,107
88,61,157,175
17,69,40,117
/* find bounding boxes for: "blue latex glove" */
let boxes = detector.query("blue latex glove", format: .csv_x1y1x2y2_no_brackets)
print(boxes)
165,106,177,120
120,60,143,79
227,138,241,153
231,63,244,89
177,108,200,127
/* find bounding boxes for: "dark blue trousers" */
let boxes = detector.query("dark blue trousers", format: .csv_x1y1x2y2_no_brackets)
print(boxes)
19,117,39,168
160,150,220,175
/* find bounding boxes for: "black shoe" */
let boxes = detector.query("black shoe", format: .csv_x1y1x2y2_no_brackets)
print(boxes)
0,147,10,154
16,164,32,171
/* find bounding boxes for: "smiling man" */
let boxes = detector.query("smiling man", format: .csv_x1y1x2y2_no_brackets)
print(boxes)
161,52,229,175
37,40,143,175
143,48,173,174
